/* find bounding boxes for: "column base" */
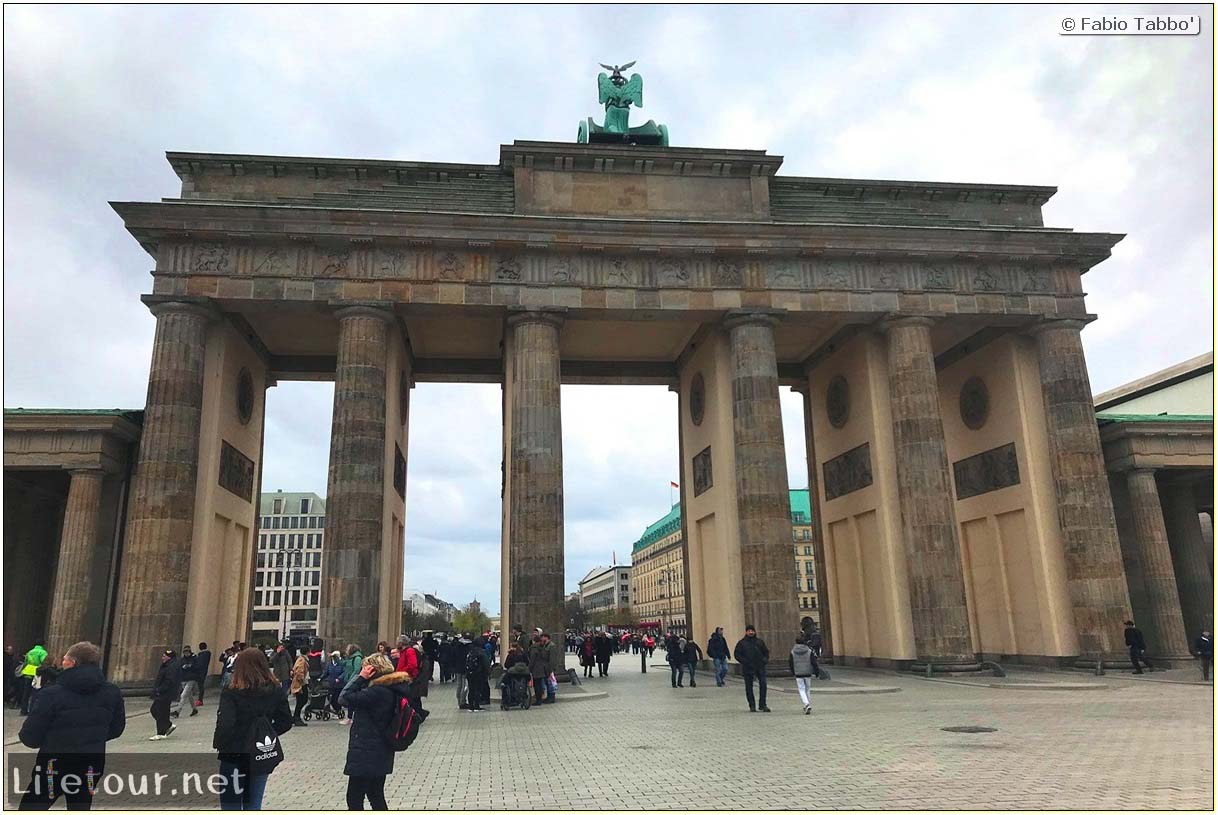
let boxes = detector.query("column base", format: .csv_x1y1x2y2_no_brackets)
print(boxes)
906,660,984,677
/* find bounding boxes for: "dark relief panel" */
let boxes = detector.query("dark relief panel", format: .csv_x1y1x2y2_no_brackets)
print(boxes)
953,442,1020,500
394,443,407,500
218,440,255,502
693,446,713,497
822,443,873,501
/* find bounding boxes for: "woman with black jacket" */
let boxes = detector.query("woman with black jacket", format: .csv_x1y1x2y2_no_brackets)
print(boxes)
212,648,293,810
339,653,413,810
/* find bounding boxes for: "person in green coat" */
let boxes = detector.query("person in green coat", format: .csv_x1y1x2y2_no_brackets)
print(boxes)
18,644,47,716
338,644,363,724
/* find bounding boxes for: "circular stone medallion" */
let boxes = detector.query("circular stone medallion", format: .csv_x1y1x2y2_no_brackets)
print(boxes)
236,368,254,425
826,375,850,429
689,373,706,427
959,376,990,430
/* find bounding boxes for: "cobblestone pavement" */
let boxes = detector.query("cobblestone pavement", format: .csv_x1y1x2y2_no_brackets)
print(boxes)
4,653,1212,810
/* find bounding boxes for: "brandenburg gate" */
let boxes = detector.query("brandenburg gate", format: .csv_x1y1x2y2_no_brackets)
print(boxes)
98,75,1135,682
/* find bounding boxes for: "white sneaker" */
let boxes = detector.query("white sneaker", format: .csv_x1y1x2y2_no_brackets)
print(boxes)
803,705,811,715
148,734,165,741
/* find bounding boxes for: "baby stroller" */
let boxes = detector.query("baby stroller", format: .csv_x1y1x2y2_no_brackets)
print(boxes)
303,682,333,721
499,668,532,711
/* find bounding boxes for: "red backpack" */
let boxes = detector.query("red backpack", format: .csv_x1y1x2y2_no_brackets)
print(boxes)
383,695,427,752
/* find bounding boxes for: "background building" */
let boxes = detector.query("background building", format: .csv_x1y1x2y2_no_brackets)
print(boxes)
403,589,456,622
630,490,819,635
578,565,632,615
252,490,325,644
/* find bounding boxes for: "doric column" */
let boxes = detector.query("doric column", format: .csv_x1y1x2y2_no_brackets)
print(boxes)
795,382,833,658
1164,482,1214,637
1032,320,1132,660
724,311,800,653
1124,469,1190,655
109,300,213,683
505,308,565,640
47,469,106,659
881,317,974,666
320,305,393,650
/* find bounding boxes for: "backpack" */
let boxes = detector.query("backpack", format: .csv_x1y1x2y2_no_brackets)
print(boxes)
307,653,324,681
384,696,427,752
247,715,284,775
465,648,482,677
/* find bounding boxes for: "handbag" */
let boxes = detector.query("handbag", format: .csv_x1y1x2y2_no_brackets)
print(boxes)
546,672,558,694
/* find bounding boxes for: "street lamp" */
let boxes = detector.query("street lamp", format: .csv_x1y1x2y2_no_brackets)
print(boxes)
277,544,305,643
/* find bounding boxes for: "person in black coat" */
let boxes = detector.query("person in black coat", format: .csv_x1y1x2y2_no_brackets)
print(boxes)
1194,630,1213,681
195,642,213,704
421,634,439,681
683,639,704,688
733,625,771,712
339,653,415,810
707,627,730,687
1124,620,1155,674
212,647,293,810
466,636,491,712
150,650,181,738
593,631,613,677
19,642,125,810
436,638,453,684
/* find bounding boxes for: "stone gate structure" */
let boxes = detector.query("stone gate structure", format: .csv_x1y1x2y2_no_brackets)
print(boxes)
80,133,1146,681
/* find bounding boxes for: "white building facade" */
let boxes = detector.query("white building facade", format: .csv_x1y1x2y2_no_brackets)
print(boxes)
253,491,325,644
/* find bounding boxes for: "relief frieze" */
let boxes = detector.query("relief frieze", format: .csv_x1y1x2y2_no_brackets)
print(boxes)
193,242,230,273
953,442,1020,500
822,442,873,501
495,255,522,281
316,248,350,277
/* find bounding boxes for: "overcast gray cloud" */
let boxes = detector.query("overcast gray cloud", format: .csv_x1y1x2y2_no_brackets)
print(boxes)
5,5,1212,614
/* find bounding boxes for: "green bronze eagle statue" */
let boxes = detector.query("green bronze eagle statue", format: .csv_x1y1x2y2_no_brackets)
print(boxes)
578,62,669,147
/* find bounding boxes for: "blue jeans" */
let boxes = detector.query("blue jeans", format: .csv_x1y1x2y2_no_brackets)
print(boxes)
714,657,729,686
218,761,268,810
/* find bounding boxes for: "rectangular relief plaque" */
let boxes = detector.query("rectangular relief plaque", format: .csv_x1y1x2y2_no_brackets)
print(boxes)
393,443,407,501
822,443,873,501
953,442,1020,500
218,440,255,503
692,446,713,497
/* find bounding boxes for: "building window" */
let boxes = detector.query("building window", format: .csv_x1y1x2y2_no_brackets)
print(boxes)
805,561,814,574
255,572,265,587
252,609,279,623
273,498,283,514
806,578,815,591
804,545,812,555
271,517,280,529
300,498,310,514
800,597,808,608
291,608,318,622
318,517,325,529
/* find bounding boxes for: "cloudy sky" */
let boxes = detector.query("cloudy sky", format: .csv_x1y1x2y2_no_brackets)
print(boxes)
5,5,1212,614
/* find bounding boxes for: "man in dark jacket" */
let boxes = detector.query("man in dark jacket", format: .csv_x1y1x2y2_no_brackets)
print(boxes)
1124,620,1154,674
271,643,293,690
171,646,197,719
528,633,555,704
733,625,771,712
707,627,730,687
422,633,439,681
194,642,212,704
150,649,181,738
451,635,472,709
683,638,704,687
593,631,613,677
19,641,125,809
1194,630,1213,680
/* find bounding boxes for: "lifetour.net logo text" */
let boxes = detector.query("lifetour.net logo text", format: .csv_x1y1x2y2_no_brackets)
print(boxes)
6,754,247,808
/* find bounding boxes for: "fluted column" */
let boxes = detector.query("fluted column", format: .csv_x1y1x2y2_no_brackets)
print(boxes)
47,469,106,660
882,317,974,666
725,311,800,653
1164,483,1213,637
320,306,392,650
506,308,565,640
1032,320,1132,660
1125,469,1190,656
109,301,213,683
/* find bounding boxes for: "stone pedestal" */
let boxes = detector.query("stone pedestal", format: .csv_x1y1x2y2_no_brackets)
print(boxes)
109,301,213,683
320,306,393,650
1124,469,1189,656
505,309,565,640
1033,321,1132,660
47,469,105,659
724,312,800,652
1164,483,1214,638
882,317,974,666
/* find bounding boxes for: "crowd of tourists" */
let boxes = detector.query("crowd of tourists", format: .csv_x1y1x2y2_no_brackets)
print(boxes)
8,619,1213,810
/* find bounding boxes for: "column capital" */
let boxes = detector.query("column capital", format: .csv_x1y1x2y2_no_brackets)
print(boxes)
722,308,783,331
67,468,106,480
331,302,396,323
506,306,566,330
141,295,221,322
877,314,936,334
1023,317,1090,337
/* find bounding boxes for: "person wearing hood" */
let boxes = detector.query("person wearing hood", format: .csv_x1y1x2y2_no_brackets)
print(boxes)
18,643,47,716
707,627,730,687
451,633,472,710
18,641,125,809
339,653,414,810
150,649,182,739
212,647,293,810
321,651,346,716
788,635,822,715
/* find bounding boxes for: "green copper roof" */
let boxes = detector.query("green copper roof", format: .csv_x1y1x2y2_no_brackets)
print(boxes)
1097,413,1214,424
260,491,326,515
5,408,143,423
631,489,812,554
